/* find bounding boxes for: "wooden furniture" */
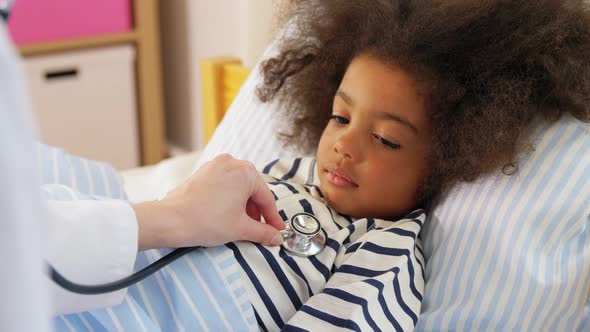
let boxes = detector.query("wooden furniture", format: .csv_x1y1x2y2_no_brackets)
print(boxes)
17,0,166,165
200,57,251,143
25,45,140,169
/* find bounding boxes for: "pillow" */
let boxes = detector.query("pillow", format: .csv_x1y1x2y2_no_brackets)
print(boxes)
199,38,590,330
417,117,590,331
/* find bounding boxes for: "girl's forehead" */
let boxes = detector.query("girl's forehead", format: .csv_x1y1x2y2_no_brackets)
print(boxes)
338,55,429,131
342,54,422,99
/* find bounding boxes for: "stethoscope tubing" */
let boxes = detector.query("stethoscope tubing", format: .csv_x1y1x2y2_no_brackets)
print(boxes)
48,247,198,295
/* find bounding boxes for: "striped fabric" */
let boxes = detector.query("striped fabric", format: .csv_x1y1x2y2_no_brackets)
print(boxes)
416,116,590,331
37,143,127,200
233,157,425,331
198,53,590,329
52,247,258,332
37,144,258,332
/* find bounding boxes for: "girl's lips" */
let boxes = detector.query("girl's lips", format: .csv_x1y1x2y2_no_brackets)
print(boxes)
324,169,358,188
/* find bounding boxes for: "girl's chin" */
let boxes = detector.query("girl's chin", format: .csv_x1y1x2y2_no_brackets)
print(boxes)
321,190,357,216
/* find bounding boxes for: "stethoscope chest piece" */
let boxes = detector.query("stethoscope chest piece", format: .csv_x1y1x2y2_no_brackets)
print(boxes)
280,212,326,257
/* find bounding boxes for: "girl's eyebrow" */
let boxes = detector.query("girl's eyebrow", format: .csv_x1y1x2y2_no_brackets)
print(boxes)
336,89,419,135
336,90,354,105
376,112,419,135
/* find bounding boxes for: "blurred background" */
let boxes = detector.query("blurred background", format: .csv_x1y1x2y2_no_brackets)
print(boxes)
7,0,278,169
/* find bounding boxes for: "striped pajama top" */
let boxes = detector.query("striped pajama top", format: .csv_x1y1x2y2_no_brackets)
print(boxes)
230,157,426,331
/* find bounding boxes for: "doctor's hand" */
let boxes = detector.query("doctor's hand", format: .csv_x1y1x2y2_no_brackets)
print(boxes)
133,154,285,250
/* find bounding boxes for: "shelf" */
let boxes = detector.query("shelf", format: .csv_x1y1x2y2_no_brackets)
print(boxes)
14,0,166,166
18,31,138,57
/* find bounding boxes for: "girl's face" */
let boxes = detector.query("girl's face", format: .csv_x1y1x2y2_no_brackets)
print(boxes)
317,53,431,219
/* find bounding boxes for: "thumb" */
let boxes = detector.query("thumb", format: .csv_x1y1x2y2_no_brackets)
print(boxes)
239,216,284,246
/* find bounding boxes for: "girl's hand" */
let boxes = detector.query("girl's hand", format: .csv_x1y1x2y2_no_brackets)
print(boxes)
134,154,285,250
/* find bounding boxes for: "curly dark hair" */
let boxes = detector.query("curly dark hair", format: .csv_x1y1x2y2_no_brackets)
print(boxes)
257,0,590,206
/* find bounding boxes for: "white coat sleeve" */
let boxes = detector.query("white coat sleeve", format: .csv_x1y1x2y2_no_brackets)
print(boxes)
47,199,138,315
0,23,52,332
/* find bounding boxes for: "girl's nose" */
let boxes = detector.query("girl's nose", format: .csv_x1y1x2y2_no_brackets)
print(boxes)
333,131,358,160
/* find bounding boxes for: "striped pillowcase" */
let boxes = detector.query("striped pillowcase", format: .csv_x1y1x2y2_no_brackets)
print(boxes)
199,62,590,329
417,117,590,331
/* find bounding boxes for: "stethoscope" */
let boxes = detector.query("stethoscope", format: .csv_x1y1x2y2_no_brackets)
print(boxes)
279,212,327,257
50,213,326,295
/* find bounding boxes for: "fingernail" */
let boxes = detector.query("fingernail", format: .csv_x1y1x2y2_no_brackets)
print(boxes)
270,233,283,246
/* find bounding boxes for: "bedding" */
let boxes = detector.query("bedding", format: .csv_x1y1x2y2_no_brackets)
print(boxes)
37,143,126,200
121,151,201,203
53,241,258,331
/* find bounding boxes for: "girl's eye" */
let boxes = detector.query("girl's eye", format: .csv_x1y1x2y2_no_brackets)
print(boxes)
373,134,401,150
329,115,349,124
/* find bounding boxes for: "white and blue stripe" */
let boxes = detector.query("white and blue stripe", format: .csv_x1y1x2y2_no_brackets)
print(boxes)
53,246,257,332
416,116,590,331
37,143,126,200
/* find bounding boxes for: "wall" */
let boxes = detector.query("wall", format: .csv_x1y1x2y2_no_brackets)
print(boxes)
237,0,275,67
159,0,275,152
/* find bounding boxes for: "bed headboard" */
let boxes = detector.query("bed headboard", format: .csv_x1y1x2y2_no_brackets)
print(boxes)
200,57,251,143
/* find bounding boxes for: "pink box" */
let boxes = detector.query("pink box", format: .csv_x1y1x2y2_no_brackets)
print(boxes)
7,0,132,45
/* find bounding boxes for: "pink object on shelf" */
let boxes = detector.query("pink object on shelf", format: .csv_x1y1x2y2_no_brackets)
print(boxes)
7,0,132,45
